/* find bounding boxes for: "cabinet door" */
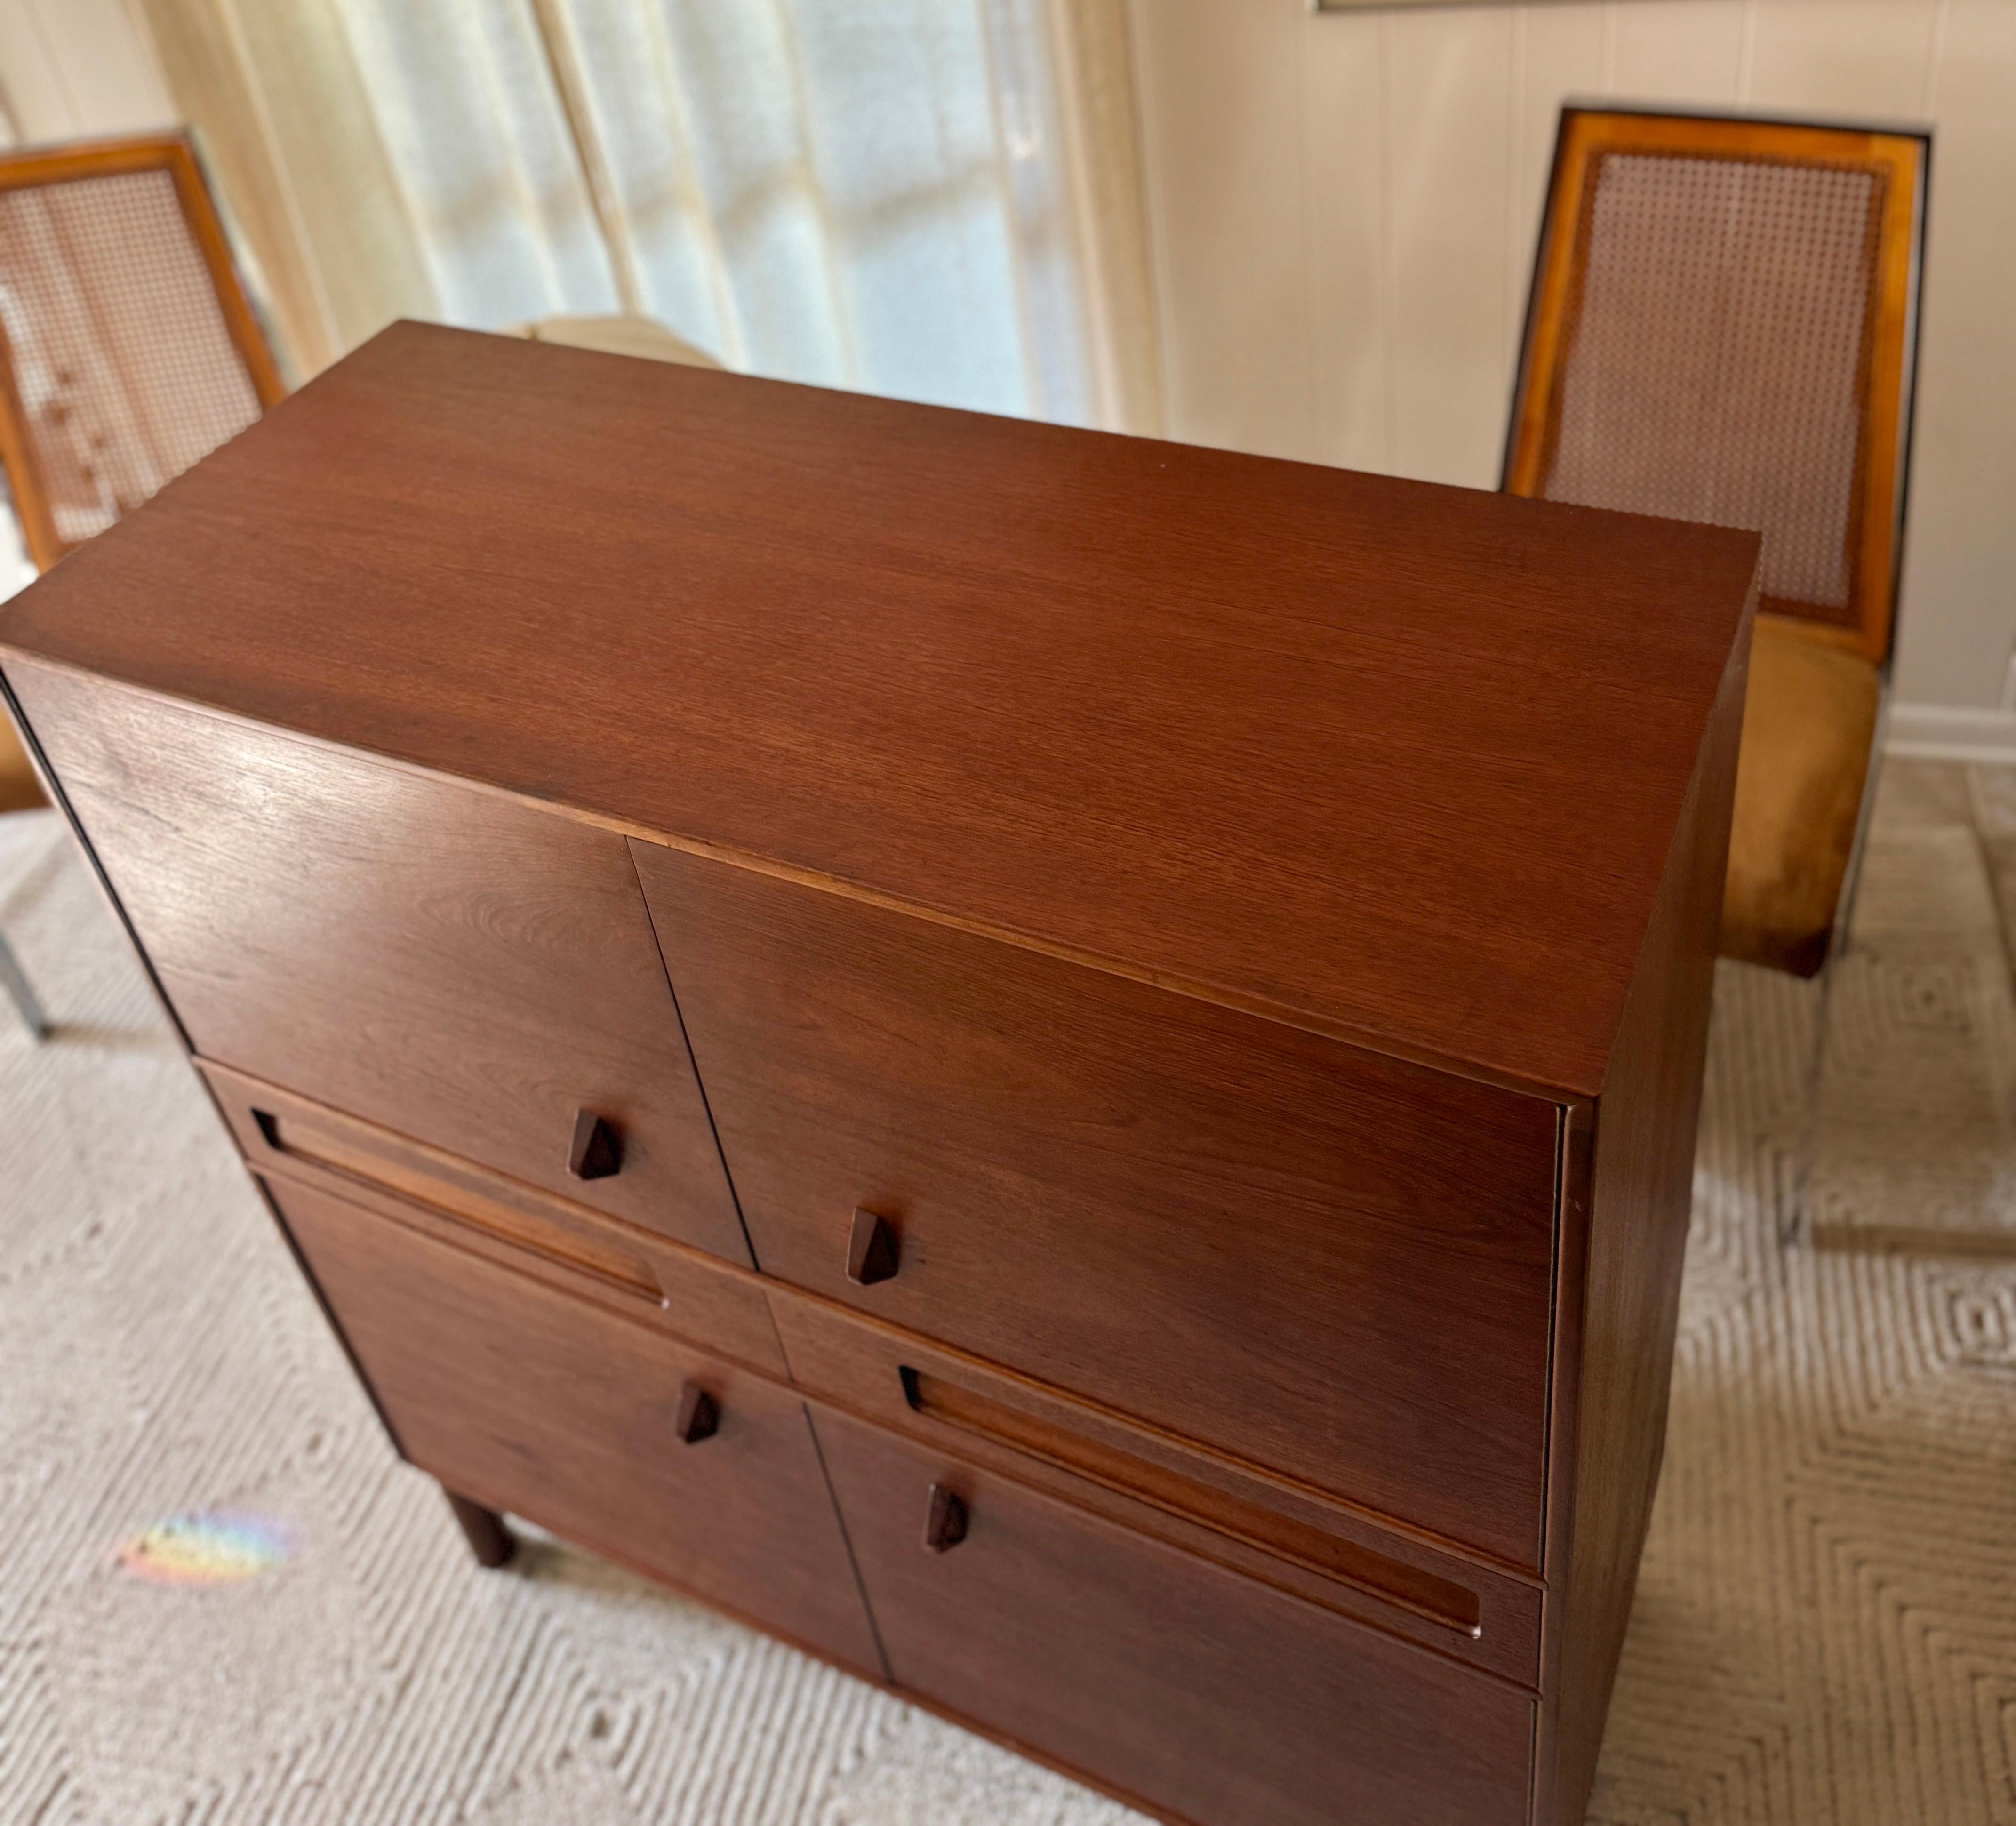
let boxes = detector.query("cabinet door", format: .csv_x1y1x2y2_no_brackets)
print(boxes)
811,1410,1533,1826
632,839,1560,1567
270,1174,881,1674
13,663,746,1263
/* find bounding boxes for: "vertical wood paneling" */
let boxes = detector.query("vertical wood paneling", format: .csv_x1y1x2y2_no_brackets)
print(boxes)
1602,1,1748,104
0,1,67,140
0,0,2005,713
1888,0,2016,707
1127,0,1313,463
0,0,175,141
1130,0,2015,711
1380,9,1516,486
1505,7,1605,422
1743,0,1942,115
1302,9,1387,473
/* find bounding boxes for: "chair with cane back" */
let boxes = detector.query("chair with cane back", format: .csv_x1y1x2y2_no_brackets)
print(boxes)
1506,107,1928,985
0,130,283,1034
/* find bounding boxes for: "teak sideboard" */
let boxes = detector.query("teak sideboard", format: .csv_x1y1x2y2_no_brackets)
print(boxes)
0,323,1757,1826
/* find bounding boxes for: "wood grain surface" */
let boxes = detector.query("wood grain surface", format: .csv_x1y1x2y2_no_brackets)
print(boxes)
1539,608,1752,1826
809,1407,1535,1826
11,662,749,1265
0,319,1759,1824
0,320,1757,1097
271,1173,882,1675
766,1285,1543,1685
199,1060,789,1378
636,838,1560,1568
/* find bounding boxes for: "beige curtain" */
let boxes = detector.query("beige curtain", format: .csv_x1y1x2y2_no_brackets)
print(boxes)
129,0,1161,431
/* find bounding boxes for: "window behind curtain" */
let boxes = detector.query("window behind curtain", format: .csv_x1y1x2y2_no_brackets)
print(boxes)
140,0,1099,425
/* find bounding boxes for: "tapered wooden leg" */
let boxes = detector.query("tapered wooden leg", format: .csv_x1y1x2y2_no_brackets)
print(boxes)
443,1488,516,1568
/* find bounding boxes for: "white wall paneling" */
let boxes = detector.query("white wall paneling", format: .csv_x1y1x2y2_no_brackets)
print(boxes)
0,0,174,144
1132,0,1312,456
0,0,2003,715
1888,703,2016,765
1129,0,2015,713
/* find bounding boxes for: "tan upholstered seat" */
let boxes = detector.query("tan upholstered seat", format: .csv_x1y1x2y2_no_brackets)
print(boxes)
1504,110,1927,978
1723,616,1880,977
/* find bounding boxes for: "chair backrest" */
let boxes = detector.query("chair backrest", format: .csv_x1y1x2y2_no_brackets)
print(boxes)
0,132,284,572
1504,109,1928,668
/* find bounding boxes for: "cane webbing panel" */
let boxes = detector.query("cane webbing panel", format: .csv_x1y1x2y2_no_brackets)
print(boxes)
0,165,261,549
1548,153,1878,617
1507,112,1926,667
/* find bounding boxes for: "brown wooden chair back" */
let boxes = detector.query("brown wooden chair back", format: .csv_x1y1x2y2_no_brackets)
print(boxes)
1504,109,1928,668
0,132,284,572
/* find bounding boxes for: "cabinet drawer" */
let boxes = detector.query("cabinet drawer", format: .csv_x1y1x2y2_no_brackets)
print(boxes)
632,843,1560,1567
811,1409,1534,1826
768,1285,1540,1683
13,665,745,1263
205,1060,786,1376
266,1174,880,1673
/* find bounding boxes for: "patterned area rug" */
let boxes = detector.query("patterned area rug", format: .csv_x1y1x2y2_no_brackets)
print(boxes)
1,760,2012,1825
1590,761,2016,1826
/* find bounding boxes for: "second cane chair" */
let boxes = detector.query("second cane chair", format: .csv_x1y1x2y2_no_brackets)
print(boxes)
1507,107,1928,973
1508,103,1927,1241
1504,106,1929,1238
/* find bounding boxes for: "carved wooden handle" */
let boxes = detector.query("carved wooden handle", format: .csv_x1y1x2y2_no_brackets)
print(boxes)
923,1482,968,1554
674,1379,719,1445
568,1109,622,1180
846,1207,899,1285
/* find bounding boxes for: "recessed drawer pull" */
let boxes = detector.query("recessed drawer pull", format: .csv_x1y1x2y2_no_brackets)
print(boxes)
675,1380,720,1444
923,1482,968,1554
247,1103,665,1306
846,1208,900,1286
568,1109,623,1181
897,1364,1481,1638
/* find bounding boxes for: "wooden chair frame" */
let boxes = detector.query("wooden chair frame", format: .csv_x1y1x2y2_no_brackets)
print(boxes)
1503,105,1930,669
0,131,285,573
1504,105,1933,1249
0,132,282,1045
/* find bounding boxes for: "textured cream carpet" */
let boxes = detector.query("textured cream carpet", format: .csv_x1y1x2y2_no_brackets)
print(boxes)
1,760,2012,1825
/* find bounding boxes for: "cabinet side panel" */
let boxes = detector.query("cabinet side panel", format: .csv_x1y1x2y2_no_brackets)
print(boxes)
1546,609,1751,1824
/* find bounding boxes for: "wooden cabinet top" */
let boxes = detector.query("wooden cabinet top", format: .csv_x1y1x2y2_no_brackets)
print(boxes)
0,321,1755,1099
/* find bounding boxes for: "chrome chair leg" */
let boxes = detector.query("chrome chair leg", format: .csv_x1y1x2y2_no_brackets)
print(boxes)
1781,737,1888,1248
0,928,48,1040
1781,941,1840,1247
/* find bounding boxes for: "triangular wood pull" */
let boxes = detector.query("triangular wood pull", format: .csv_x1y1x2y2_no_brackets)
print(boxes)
674,1379,719,1444
846,1207,900,1286
567,1108,622,1180
923,1482,968,1554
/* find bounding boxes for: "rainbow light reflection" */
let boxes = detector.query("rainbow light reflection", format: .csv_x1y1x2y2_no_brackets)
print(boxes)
116,1510,296,1586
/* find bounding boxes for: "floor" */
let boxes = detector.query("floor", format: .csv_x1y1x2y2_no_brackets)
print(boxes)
0,759,2011,1825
